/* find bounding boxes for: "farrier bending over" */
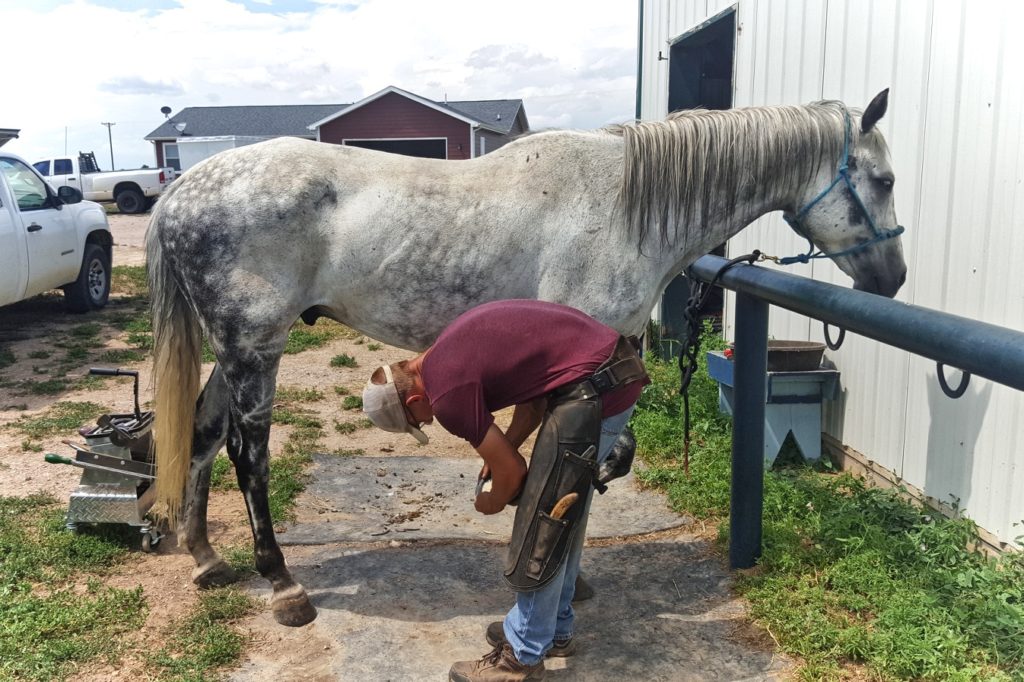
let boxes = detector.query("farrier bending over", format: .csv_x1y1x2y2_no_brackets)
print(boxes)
363,299,649,682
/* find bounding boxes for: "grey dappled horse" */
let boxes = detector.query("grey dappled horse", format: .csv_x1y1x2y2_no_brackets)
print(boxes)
148,91,906,626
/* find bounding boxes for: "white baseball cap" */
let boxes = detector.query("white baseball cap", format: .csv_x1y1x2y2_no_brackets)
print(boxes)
362,364,429,445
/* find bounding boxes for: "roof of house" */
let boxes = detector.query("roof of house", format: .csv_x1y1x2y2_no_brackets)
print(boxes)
145,104,343,140
444,99,527,135
146,87,527,140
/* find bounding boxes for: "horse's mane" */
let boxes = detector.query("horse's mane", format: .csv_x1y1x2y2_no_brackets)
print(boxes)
605,101,856,249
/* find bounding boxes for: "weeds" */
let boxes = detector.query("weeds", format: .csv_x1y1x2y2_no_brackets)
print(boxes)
150,587,257,679
98,348,146,364
110,265,148,298
342,395,363,410
11,401,107,441
0,346,14,369
276,386,325,402
330,353,358,368
284,318,359,354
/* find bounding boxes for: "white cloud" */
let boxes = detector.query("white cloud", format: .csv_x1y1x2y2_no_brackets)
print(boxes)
2,0,637,168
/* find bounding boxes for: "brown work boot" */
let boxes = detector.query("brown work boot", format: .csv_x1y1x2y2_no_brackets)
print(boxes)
485,621,576,657
449,642,546,681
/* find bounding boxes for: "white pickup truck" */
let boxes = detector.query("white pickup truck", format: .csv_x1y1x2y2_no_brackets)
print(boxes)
1,151,113,311
33,151,174,214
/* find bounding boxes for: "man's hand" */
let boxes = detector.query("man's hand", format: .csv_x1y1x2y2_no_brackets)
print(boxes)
473,425,527,515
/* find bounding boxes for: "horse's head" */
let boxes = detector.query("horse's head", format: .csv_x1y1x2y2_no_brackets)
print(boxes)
785,89,907,298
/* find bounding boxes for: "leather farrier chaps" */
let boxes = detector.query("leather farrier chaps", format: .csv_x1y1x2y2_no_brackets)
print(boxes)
504,336,647,592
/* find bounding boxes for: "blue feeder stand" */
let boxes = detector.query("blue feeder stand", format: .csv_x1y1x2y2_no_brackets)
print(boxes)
707,344,839,466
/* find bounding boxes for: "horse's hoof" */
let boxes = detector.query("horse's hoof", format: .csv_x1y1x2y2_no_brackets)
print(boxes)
192,559,239,588
271,585,318,627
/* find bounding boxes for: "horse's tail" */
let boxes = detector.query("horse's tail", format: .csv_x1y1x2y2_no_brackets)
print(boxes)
147,211,202,528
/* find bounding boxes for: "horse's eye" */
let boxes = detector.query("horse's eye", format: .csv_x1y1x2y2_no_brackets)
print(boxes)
874,177,894,191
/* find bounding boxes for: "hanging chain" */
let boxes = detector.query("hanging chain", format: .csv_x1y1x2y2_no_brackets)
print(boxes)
678,251,761,475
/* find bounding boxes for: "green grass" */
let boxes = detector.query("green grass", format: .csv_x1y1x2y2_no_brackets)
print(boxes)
0,346,14,369
283,319,359,354
334,385,351,396
631,326,1024,680
341,395,363,410
11,401,107,440
209,453,236,491
27,350,51,360
330,353,358,368
367,343,383,351
0,495,147,681
276,386,325,403
110,265,148,298
98,348,147,364
271,406,322,429
17,378,70,396
150,587,257,679
69,322,102,339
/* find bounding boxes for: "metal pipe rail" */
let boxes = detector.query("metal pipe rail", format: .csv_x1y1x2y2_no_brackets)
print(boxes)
687,254,1024,568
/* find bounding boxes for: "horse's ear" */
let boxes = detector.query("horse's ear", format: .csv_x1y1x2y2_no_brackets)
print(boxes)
861,88,889,133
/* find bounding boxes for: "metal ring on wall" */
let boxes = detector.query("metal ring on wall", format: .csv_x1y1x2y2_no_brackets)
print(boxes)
824,323,846,351
936,362,971,399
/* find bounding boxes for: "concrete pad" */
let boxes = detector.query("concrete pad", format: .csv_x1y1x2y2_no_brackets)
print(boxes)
230,456,791,681
281,455,688,546
231,538,790,681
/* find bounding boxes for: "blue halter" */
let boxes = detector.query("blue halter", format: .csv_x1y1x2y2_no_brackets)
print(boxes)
775,110,905,266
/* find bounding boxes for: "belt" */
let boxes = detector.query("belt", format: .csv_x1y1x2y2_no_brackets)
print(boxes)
551,335,647,400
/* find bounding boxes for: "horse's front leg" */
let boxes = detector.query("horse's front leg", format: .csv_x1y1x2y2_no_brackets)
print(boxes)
223,361,317,627
184,365,238,588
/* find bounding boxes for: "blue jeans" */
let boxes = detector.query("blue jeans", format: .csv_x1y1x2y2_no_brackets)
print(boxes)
502,405,636,665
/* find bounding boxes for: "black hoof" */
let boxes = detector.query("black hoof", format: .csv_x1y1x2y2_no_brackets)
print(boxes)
192,559,239,588
271,585,318,627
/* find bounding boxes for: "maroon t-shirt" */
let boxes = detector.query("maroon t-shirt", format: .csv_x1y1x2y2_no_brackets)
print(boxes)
421,300,647,447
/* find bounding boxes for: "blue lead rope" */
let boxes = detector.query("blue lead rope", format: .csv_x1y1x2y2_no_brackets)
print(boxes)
771,109,904,266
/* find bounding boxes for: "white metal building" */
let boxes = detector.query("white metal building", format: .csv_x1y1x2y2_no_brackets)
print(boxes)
638,0,1024,549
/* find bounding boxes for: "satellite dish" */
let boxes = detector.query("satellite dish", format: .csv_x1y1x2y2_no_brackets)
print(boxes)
160,106,172,117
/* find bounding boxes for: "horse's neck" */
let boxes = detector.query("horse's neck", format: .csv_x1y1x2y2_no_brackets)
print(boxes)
637,114,831,274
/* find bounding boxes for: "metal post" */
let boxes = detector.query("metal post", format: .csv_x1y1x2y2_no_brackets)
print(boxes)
730,292,769,568
101,122,116,170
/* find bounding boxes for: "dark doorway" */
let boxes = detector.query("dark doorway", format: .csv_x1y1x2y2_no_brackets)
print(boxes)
345,138,447,159
668,9,735,113
659,7,736,357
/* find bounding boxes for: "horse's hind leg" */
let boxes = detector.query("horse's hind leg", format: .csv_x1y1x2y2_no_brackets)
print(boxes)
220,353,317,627
184,365,238,588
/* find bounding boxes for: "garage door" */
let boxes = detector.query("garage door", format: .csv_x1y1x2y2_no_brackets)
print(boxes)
344,138,447,159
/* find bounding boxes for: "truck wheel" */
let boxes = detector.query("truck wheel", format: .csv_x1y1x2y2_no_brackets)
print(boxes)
115,188,145,214
64,243,111,312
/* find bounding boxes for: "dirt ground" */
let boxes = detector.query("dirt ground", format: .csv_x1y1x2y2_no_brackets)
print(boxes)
0,211,524,678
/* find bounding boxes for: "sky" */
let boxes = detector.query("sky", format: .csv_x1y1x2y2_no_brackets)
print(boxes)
2,0,639,170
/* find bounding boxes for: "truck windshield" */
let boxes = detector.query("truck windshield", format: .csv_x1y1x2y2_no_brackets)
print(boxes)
1,158,49,210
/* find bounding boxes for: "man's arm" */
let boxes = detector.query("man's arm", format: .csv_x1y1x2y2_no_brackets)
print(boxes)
504,396,547,449
474,424,528,514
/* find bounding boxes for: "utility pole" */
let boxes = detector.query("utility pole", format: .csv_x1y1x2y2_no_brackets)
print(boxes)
101,122,116,170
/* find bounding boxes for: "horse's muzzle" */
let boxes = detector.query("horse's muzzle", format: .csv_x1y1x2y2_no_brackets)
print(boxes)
855,266,906,298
